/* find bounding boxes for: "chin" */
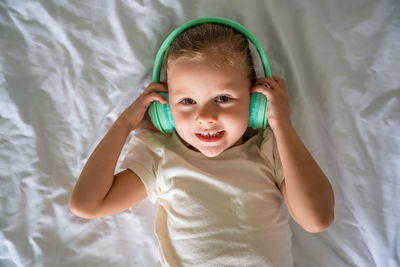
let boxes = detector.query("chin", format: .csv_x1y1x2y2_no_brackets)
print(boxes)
198,146,226,157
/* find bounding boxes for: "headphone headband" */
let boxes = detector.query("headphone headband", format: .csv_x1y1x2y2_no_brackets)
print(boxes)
152,17,271,82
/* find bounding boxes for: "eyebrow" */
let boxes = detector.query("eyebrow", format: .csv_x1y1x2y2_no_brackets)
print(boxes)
172,83,238,96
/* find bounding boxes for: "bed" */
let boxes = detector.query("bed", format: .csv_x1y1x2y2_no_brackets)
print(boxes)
1,0,399,266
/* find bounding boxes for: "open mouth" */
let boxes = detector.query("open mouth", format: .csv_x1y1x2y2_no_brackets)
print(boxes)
195,131,225,142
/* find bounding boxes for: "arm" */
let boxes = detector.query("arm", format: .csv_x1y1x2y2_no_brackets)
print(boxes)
69,118,146,219
69,83,168,219
252,76,335,233
275,124,335,233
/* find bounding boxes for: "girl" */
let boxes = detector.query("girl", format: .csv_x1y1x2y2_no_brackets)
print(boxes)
70,22,334,266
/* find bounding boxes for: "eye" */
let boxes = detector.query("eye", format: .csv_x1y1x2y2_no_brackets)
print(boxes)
180,98,195,105
215,95,231,103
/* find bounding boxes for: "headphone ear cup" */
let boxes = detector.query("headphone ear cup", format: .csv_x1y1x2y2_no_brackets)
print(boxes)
148,91,175,133
248,92,269,129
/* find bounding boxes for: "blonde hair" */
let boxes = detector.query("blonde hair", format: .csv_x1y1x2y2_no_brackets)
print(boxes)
163,23,257,82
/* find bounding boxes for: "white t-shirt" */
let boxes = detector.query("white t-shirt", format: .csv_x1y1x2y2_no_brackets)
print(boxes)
119,128,293,267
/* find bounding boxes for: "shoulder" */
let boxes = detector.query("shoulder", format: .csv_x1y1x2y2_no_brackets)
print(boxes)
242,127,274,145
261,127,274,140
126,130,173,156
130,129,170,145
261,127,277,147
259,127,278,161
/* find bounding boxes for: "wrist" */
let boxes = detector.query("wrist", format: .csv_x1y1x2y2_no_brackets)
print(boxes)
116,114,135,133
270,121,294,135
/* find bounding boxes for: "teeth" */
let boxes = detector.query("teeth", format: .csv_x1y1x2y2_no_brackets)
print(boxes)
200,131,220,137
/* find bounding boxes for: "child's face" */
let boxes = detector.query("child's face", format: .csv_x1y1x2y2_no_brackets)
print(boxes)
167,57,250,157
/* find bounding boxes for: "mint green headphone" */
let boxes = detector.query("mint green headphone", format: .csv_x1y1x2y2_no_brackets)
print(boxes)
149,17,270,134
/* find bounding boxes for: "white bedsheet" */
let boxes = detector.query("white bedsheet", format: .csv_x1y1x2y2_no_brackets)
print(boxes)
1,0,399,266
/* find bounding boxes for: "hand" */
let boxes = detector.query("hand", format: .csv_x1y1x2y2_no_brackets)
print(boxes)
119,82,168,132
251,76,292,131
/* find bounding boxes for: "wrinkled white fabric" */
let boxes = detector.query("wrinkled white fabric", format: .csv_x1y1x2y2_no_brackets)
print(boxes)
119,128,292,267
1,0,400,266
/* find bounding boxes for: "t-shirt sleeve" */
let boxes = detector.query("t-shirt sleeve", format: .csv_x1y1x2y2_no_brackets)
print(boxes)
118,130,162,203
260,128,285,187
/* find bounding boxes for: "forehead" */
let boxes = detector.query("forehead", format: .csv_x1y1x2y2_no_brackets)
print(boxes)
167,58,249,95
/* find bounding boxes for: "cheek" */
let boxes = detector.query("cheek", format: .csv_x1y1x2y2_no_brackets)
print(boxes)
222,107,249,126
171,108,192,131
224,99,250,121
172,108,190,121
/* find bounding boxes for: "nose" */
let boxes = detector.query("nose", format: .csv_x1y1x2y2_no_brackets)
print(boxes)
196,104,217,125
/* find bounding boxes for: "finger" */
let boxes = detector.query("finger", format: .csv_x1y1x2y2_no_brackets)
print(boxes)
150,82,168,93
250,84,273,99
142,91,168,106
271,76,286,90
253,76,280,83
264,77,281,90
253,77,281,88
253,77,269,85
143,82,168,94
253,78,272,89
